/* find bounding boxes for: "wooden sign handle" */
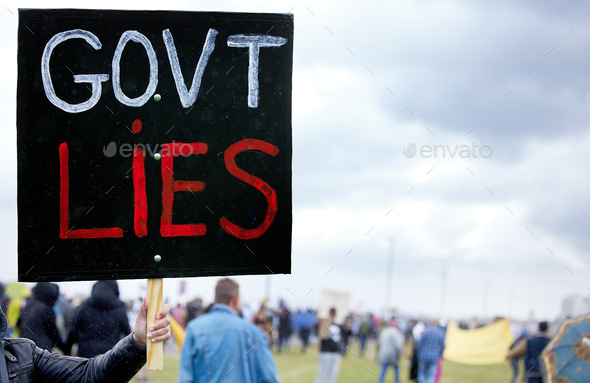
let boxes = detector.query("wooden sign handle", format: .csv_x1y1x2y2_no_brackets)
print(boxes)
147,278,164,371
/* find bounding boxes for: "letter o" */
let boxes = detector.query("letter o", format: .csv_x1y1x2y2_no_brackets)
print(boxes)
112,31,158,107
480,145,493,158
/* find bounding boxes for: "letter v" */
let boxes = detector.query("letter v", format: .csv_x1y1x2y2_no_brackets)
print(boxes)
446,144,459,158
163,28,218,108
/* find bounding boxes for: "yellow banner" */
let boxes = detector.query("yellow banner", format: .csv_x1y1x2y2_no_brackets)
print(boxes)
443,319,514,365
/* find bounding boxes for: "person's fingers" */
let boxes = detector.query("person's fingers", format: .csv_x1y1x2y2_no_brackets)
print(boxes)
149,315,171,329
148,327,172,343
146,308,171,344
149,324,170,334
157,304,171,319
149,333,171,343
138,301,170,341
148,327,170,336
148,328,171,340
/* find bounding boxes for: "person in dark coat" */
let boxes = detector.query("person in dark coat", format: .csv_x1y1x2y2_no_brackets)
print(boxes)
277,304,292,352
506,321,550,383
17,282,66,353
66,280,131,357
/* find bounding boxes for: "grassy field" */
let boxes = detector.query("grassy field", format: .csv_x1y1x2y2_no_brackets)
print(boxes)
141,340,520,383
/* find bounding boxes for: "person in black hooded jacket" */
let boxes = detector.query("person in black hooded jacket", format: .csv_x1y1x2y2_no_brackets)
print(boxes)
66,280,131,357
1,295,171,382
17,282,66,353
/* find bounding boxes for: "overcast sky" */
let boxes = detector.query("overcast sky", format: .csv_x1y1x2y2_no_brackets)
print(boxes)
2,0,590,322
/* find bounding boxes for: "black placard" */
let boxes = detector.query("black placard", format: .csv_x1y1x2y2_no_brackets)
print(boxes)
17,9,293,281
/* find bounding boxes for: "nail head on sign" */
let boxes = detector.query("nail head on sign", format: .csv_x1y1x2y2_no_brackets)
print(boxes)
154,255,162,262
154,94,161,102
154,153,161,160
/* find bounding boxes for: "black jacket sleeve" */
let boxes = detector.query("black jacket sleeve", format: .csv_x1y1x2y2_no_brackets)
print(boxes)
5,333,146,382
35,334,146,382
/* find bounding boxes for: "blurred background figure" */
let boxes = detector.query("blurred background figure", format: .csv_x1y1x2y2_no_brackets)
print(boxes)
125,299,139,329
377,319,404,383
340,316,353,356
186,298,203,323
508,329,528,383
3,282,30,338
358,312,375,357
253,300,274,346
66,280,130,357
410,320,425,381
0,283,10,316
506,321,550,383
171,303,188,329
277,302,292,353
0,282,9,337
17,282,66,353
291,309,317,355
53,292,73,344
316,307,343,383
415,319,445,383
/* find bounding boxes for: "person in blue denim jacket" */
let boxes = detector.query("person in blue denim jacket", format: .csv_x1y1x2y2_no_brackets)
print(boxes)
177,278,280,383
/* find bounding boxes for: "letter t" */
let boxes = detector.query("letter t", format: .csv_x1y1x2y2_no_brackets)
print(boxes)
227,35,287,108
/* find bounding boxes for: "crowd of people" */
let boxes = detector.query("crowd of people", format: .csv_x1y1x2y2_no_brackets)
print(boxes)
164,281,448,383
0,280,550,383
8,281,136,358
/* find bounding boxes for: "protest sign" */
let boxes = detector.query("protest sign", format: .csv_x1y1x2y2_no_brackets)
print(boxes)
17,9,293,282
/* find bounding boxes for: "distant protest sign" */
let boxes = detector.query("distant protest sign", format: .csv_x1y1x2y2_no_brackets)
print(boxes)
17,9,293,282
317,290,350,339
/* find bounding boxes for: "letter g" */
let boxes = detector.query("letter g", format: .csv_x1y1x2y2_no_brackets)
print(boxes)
41,29,109,113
